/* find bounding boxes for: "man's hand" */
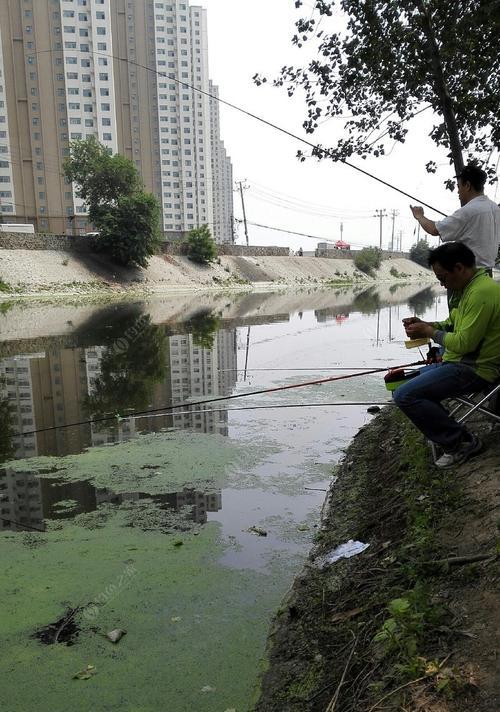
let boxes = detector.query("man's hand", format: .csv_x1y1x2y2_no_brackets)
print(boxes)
402,317,422,327
405,321,435,339
409,206,440,236
410,205,425,219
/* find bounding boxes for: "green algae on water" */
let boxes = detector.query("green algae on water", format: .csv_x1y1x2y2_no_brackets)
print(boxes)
5,430,266,495
0,516,287,712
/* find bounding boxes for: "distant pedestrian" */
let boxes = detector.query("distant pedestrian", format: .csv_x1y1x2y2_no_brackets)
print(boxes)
410,164,500,275
297,247,303,257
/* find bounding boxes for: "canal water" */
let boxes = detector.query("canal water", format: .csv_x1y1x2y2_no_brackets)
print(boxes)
0,284,447,712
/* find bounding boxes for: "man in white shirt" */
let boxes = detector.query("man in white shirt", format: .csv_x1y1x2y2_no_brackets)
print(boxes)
410,165,500,273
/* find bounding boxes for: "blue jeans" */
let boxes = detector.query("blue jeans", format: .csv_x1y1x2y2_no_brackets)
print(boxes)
393,362,489,450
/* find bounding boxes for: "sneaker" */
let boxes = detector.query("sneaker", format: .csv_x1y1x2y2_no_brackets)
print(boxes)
434,434,483,469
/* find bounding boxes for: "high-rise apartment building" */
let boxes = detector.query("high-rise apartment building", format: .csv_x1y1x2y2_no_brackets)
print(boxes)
209,82,233,244
0,0,234,242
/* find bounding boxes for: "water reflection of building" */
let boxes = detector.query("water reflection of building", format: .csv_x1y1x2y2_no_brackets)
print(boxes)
95,486,222,525
0,355,41,459
169,329,237,435
0,469,43,532
0,349,90,459
30,348,90,457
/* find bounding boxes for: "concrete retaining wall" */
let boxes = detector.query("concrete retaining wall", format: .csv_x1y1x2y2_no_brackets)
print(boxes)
0,233,97,252
0,233,409,259
0,233,290,257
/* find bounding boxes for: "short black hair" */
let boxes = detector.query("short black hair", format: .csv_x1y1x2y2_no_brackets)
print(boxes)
428,242,476,270
456,164,487,191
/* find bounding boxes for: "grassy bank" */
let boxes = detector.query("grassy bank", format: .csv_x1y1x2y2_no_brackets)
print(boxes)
255,408,499,711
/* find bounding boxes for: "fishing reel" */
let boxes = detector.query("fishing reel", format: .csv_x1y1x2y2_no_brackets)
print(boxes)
426,345,442,364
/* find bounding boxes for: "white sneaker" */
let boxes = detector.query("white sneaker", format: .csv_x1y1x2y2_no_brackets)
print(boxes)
434,434,483,469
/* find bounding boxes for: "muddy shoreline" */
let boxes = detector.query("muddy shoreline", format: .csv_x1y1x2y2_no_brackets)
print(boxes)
255,407,499,711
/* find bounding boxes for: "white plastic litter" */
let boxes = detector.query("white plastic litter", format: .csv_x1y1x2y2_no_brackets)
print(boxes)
317,539,370,568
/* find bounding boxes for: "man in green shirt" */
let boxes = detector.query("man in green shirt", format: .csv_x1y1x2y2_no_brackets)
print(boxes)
393,242,500,468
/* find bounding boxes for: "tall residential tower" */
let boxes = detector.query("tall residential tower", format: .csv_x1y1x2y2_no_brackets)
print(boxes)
0,0,234,242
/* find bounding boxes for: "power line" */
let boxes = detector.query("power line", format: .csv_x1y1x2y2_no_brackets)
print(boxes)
237,218,371,247
30,47,447,216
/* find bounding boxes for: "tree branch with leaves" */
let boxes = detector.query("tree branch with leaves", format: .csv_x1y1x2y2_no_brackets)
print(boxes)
255,0,500,189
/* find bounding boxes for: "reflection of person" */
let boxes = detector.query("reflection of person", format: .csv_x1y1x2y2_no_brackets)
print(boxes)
410,165,500,274
393,242,500,468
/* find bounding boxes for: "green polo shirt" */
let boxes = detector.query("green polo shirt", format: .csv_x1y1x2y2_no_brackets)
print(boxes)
433,269,500,382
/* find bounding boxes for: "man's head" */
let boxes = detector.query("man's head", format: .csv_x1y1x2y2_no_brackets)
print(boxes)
428,242,476,290
456,165,487,205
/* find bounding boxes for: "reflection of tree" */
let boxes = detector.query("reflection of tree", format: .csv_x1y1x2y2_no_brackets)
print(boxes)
86,316,167,427
407,288,435,317
186,311,221,350
353,288,381,315
0,392,14,464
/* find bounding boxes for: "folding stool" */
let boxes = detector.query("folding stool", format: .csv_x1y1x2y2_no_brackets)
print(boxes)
430,379,500,463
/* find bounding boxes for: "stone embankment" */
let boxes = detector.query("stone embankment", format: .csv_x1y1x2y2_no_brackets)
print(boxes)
0,246,431,297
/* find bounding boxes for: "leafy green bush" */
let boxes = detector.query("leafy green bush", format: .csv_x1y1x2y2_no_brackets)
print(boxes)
64,137,160,268
409,239,431,268
354,246,382,275
186,225,217,264
97,192,162,268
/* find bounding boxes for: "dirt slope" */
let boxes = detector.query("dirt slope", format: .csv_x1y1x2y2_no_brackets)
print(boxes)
0,250,431,294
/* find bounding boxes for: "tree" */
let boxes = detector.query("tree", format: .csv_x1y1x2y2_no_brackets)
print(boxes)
0,393,14,464
255,1,500,186
64,137,162,267
186,225,218,264
63,137,140,223
85,315,167,428
409,239,431,267
186,311,221,350
354,246,382,275
407,287,435,315
97,192,162,268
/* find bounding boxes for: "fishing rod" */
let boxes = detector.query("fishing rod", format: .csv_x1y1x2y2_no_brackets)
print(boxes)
219,366,409,372
12,360,423,440
31,47,447,216
132,401,393,420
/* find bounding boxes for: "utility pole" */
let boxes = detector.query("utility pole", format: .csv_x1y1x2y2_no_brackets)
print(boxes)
374,209,387,249
390,209,399,252
340,221,344,242
398,229,403,252
235,180,249,247
230,213,236,244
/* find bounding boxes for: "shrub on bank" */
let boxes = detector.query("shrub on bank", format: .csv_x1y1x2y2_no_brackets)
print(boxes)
409,239,430,268
186,225,217,264
354,246,382,275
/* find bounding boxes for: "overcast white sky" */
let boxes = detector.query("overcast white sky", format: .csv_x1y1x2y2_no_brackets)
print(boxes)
200,0,498,252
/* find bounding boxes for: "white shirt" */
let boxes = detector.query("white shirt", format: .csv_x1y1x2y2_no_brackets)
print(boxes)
435,195,500,269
